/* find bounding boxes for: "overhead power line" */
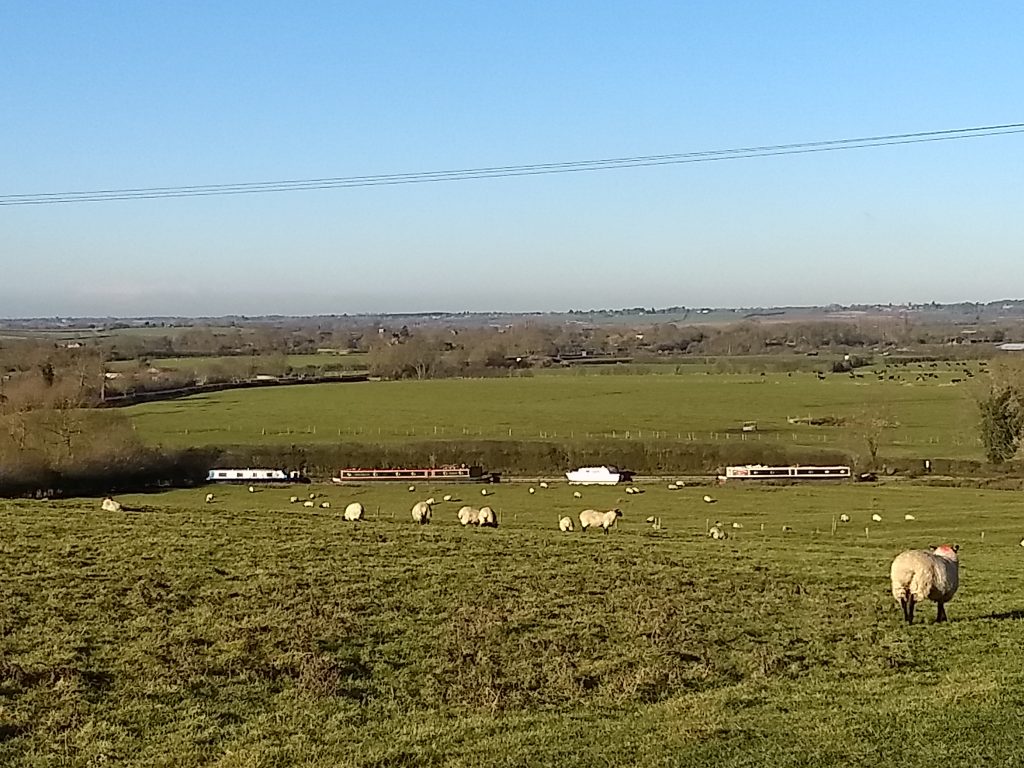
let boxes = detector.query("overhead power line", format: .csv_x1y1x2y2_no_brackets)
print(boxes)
3,122,1022,206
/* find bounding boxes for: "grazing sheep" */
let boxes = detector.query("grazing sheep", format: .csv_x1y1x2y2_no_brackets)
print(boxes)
205,493,215,503
289,495,299,504
408,485,416,492
579,508,622,534
890,545,960,623
558,516,574,532
667,483,679,490
529,487,536,494
442,494,453,502
732,522,743,529
708,523,727,540
904,514,916,521
703,495,716,504
457,506,480,526
478,506,497,527
539,482,549,489
248,486,256,493
481,488,490,496
100,497,122,513
303,500,315,508
343,502,365,522
626,487,636,495
872,513,883,522
320,501,331,509
309,493,316,500
645,515,656,523
411,500,432,525
573,491,582,499
839,513,851,523
781,525,793,532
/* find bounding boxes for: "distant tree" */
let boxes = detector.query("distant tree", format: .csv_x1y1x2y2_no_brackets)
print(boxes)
978,387,1023,464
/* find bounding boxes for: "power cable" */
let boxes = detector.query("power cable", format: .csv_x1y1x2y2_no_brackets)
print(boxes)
2,122,1022,205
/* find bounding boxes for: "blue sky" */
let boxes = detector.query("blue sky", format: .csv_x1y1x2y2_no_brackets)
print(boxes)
2,2,1023,317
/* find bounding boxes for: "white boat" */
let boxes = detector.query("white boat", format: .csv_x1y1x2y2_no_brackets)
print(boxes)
565,466,623,485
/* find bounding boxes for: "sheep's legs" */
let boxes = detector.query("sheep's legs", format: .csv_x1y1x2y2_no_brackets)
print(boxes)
901,596,915,624
936,602,947,623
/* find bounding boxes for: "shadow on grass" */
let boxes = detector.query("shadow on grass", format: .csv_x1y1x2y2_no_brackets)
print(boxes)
979,610,1024,621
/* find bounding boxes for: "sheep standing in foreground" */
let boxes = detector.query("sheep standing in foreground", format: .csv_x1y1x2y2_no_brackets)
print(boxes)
579,508,622,534
457,506,480,526
411,500,432,525
558,516,574,532
890,544,960,624
100,497,122,513
343,502,365,521
478,506,497,528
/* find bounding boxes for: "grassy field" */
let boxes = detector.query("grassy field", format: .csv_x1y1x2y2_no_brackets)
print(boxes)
125,364,985,459
2,481,1024,766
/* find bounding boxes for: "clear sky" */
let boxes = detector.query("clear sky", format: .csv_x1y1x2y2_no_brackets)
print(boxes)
2,1,1023,317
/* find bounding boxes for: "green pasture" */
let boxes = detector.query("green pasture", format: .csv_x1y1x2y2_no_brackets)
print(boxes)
3,482,1023,766
125,364,986,460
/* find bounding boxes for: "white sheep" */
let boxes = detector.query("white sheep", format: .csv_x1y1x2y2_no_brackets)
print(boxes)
205,493,215,503
478,506,497,528
320,501,331,509
702,495,716,503
481,488,490,496
100,497,122,513
872,513,883,522
457,506,480,526
425,497,436,505
667,483,679,491
781,525,793,532
890,544,960,623
573,491,582,499
442,494,453,502
708,523,727,540
732,522,743,529
408,485,416,492
343,502,365,522
645,515,656,523
579,508,621,534
529,487,536,494
411,500,432,524
558,516,574,532
539,482,549,489
309,492,317,499
904,514,916,521
839,513,850,523
289,495,299,504
303,500,315,508
248,486,256,493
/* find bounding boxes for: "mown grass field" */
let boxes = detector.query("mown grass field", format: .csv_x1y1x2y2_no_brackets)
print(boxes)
2,482,1024,766
125,364,985,459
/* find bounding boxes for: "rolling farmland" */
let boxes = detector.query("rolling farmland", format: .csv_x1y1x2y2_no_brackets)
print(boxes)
125,365,984,460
